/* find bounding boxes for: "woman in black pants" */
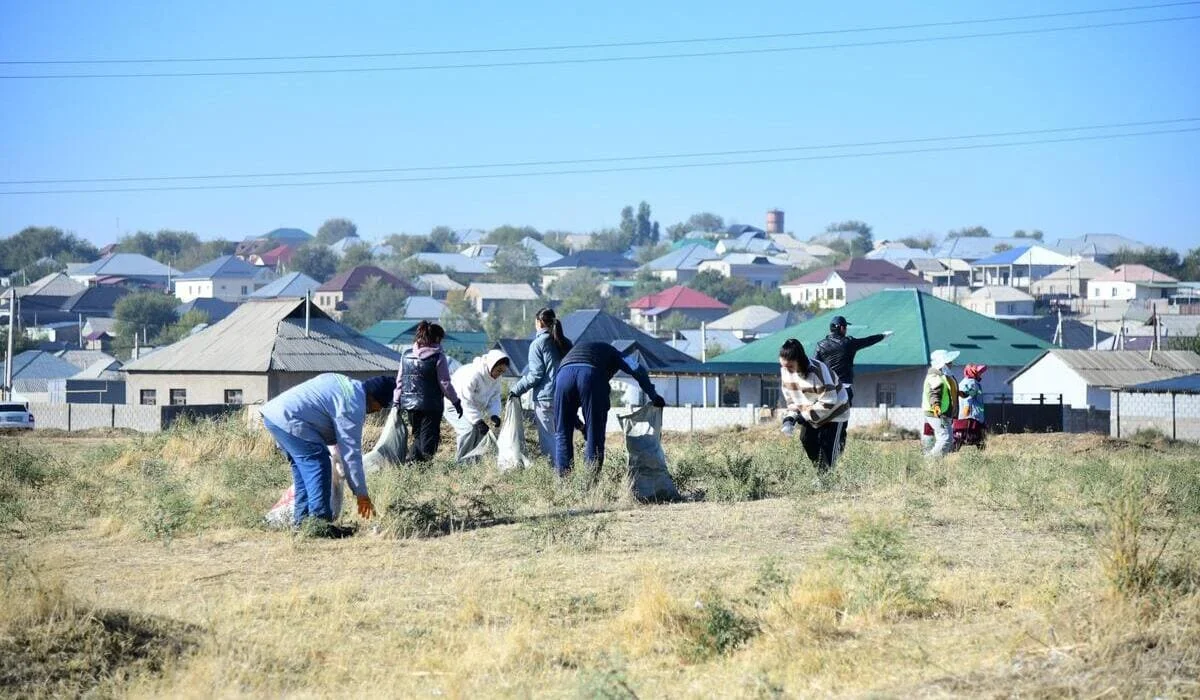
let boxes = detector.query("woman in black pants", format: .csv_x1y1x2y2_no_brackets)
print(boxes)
393,321,463,461
778,339,850,474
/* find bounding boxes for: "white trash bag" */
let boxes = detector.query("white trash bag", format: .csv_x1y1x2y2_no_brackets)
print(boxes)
364,405,408,472
264,446,347,527
497,399,531,472
618,404,681,503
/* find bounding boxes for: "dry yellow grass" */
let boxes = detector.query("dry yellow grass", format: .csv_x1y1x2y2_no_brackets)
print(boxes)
2,425,1199,697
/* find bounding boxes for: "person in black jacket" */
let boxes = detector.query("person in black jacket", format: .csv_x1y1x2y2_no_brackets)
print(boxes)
813,315,892,450
393,321,463,461
553,341,666,476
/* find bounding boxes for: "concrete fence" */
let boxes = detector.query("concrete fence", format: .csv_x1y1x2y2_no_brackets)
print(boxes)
600,404,927,434
1111,390,1200,441
27,403,245,433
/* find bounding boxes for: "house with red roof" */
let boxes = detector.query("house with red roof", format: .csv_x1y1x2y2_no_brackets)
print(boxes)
314,265,417,320
1087,264,1178,302
780,258,931,309
628,285,729,334
248,243,298,272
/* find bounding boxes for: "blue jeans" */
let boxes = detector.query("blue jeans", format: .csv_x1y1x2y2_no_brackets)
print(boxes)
264,418,333,524
553,364,609,476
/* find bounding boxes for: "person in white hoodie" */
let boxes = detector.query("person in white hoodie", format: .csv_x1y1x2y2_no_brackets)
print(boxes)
444,349,511,462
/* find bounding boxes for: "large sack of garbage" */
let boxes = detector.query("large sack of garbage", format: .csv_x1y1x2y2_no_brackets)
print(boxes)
496,399,531,472
618,404,681,503
364,406,408,472
264,446,346,527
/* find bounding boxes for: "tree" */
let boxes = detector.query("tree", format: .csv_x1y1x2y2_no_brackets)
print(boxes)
635,201,656,246
491,245,541,287
336,246,375,272
730,288,795,313
1165,336,1200,353
666,223,690,242
154,310,210,346
586,227,633,253
551,269,613,315
440,290,484,332
687,212,725,233
485,225,540,246
1108,246,1183,278
993,243,1013,253
630,268,670,299
826,220,873,256
291,245,337,282
315,218,357,246
342,277,408,331
686,269,753,306
1012,229,1045,241
0,226,98,275
113,292,179,345
483,300,541,344
897,235,936,250
619,206,636,247
946,226,990,239
0,327,34,356
635,242,671,265
1181,247,1200,281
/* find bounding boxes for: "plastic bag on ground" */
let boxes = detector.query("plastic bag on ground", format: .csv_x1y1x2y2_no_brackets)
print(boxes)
364,406,408,472
497,399,531,472
264,446,347,527
618,404,681,503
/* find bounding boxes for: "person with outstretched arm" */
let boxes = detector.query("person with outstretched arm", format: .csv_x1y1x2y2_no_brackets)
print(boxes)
813,315,892,407
259,373,394,532
553,341,666,476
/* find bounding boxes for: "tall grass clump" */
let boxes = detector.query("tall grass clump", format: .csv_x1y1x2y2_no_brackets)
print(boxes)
828,514,932,618
0,440,55,527
1097,469,1194,599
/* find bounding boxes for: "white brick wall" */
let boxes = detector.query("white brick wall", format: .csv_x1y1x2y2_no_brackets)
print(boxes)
1111,390,1200,441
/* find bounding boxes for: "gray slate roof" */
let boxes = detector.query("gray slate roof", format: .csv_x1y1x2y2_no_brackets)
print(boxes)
250,271,322,298
123,298,401,374
71,254,182,279
1009,349,1200,389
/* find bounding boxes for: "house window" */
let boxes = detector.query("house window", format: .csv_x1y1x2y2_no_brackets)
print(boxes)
835,287,844,299
760,378,781,408
224,389,243,405
241,285,248,295
876,383,897,406
140,389,157,406
169,389,187,406
1110,287,1116,297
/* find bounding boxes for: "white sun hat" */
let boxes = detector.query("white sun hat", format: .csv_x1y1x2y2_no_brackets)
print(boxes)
929,349,961,368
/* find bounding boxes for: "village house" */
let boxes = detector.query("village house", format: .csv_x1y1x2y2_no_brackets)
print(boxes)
122,297,402,406
249,271,322,299
1028,260,1114,302
643,244,720,284
962,286,1037,318
627,286,729,334
463,282,540,315
1088,264,1179,302
780,258,930,308
69,253,181,290
541,251,638,291
174,255,275,303
314,265,417,320
706,305,798,340
697,254,791,289
1008,349,1200,410
414,273,466,300
968,245,1077,289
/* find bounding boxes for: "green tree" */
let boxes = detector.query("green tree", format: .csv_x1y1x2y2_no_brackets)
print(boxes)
154,310,210,346
485,225,540,246
1165,336,1200,353
586,227,634,253
315,218,357,246
342,277,408,331
0,327,34,356
687,212,725,233
491,245,541,287
946,226,990,239
635,201,657,246
686,269,753,306
0,226,98,275
826,220,873,256
175,239,237,272
336,245,375,273
483,299,541,344
291,245,337,282
730,288,795,313
428,226,456,251
630,268,670,299
993,243,1013,253
635,242,671,265
666,223,690,242
114,292,179,345
619,206,637,247
1108,246,1183,278
551,269,623,315
1012,229,1045,241
440,290,484,332
897,235,936,250
1181,247,1200,280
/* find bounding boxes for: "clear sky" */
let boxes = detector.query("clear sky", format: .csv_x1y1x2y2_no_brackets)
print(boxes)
1,1,1198,250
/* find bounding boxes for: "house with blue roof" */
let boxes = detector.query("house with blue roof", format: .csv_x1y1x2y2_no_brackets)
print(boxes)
541,250,638,291
174,255,275,303
69,254,182,289
644,243,721,283
250,271,322,299
1051,234,1151,264
175,297,239,324
521,237,564,267
1,350,82,402
968,245,1076,289
406,253,493,278
932,237,1034,262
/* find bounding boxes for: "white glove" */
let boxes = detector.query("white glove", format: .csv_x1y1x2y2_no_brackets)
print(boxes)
882,330,894,337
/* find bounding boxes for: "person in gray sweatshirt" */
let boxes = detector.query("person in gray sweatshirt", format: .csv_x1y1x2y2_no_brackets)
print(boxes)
508,307,573,459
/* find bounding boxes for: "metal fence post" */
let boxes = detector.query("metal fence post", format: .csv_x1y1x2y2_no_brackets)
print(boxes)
1172,391,1177,441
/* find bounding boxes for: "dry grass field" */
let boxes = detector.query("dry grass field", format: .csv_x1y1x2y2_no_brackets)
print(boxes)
2,416,1198,698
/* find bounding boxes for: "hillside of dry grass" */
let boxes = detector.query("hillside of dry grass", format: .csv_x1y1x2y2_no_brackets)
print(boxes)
2,418,1198,698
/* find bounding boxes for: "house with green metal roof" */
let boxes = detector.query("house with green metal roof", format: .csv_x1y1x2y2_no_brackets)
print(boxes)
705,289,1049,408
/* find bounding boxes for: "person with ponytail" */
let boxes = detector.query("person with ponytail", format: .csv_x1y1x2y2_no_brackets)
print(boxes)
508,307,573,458
394,321,462,461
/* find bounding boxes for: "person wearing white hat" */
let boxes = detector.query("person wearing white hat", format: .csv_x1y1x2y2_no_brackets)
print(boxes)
922,349,961,457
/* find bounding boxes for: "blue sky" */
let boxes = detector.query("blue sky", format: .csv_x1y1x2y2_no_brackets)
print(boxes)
1,1,1198,250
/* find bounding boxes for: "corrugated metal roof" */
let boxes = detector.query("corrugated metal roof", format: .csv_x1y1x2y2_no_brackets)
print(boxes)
177,255,263,280
968,286,1035,302
56,350,119,372
416,274,466,292
2,350,81,383
465,283,539,300
1129,373,1200,393
17,272,86,297
712,289,1049,369
1010,349,1200,388
250,271,321,298
72,253,181,278
646,244,720,271
707,305,786,332
1092,264,1178,284
124,298,400,373
409,253,492,275
543,251,637,270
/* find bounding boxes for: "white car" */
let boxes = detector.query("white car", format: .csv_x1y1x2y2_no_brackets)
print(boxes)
0,402,35,430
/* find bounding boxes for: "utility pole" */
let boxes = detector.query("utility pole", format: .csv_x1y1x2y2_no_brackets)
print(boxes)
4,288,15,400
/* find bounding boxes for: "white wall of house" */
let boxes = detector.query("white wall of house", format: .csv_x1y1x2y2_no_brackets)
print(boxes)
174,280,215,303
175,276,263,303
126,373,271,406
1010,353,1092,409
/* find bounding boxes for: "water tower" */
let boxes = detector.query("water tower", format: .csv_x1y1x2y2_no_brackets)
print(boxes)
766,209,785,234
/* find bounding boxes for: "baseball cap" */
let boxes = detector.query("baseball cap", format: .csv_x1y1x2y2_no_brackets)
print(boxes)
362,375,397,406
830,315,851,328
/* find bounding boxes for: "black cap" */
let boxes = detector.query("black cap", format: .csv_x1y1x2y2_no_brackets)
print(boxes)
362,375,397,406
830,315,851,328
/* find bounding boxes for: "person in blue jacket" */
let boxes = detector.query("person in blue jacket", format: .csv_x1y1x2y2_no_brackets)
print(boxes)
508,307,573,459
553,341,666,476
259,373,394,527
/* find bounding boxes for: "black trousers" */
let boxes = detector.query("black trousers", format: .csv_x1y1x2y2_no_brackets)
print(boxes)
407,409,442,461
840,386,854,452
801,421,845,474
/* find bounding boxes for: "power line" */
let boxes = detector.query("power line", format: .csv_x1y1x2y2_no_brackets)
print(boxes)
3,1,1195,65
2,126,1195,195
3,15,1197,79
4,117,1197,186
